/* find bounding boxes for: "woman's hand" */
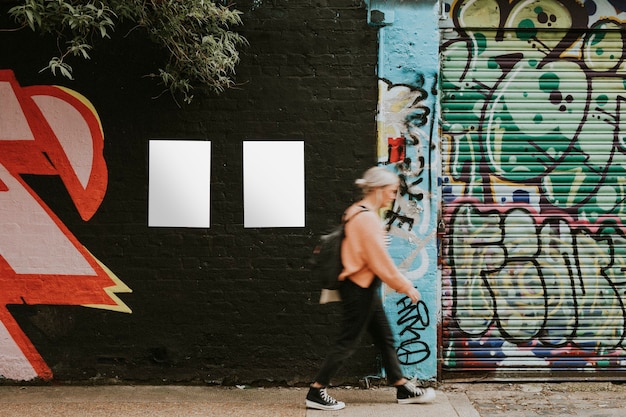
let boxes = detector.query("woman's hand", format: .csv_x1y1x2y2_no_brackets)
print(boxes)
406,287,421,304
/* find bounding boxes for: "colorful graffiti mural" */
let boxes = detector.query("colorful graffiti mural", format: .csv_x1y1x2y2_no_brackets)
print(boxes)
0,70,130,380
373,1,441,381
441,0,626,371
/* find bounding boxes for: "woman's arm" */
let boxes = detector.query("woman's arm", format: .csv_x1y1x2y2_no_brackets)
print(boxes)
352,212,416,296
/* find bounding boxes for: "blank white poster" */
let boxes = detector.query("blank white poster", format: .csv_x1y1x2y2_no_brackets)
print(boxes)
243,141,305,228
148,140,211,228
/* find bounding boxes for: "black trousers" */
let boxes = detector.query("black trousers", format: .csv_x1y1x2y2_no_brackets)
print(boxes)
315,278,404,386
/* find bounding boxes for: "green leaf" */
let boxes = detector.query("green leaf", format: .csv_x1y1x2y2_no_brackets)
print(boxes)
25,9,35,30
7,0,247,103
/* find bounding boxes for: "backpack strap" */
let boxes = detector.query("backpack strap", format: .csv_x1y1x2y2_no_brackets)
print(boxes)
342,205,369,224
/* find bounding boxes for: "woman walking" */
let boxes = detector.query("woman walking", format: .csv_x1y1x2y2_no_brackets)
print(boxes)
306,166,436,411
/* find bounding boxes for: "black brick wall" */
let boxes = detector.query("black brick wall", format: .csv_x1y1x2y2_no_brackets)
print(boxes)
1,0,381,385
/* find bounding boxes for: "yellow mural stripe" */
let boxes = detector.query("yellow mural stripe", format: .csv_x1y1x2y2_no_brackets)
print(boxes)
82,248,132,314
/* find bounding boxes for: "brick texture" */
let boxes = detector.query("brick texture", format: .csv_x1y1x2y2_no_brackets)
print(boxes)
0,0,381,384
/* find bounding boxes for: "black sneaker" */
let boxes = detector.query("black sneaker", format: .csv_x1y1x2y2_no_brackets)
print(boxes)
305,386,346,410
396,381,436,404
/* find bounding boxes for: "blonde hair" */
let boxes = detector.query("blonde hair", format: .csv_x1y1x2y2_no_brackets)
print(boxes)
355,166,400,195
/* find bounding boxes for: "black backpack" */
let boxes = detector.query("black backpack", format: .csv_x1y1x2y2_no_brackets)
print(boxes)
311,206,368,290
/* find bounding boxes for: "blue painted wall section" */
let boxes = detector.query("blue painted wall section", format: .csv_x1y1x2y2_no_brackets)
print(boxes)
366,0,441,381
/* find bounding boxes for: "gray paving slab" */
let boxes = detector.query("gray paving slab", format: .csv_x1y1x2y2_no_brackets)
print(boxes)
456,382,626,417
446,391,482,417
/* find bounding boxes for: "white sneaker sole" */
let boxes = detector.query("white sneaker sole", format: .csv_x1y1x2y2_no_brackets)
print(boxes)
306,399,346,410
397,388,436,404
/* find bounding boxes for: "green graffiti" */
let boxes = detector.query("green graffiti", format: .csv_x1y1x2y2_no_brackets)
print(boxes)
475,33,488,54
590,31,606,45
449,203,626,349
442,0,626,368
538,72,560,92
516,19,537,41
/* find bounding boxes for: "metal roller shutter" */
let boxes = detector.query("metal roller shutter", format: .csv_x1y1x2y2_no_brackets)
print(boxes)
439,2,626,378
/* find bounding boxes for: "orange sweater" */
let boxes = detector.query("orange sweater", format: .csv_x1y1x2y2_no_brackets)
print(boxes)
339,203,414,296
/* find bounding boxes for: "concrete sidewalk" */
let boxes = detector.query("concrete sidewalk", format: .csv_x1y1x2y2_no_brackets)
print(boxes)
460,381,626,417
0,382,625,416
0,384,475,417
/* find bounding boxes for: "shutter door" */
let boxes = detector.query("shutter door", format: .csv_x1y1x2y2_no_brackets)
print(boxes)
440,6,626,377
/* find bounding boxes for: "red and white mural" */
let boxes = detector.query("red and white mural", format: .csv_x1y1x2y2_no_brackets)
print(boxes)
0,70,131,380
